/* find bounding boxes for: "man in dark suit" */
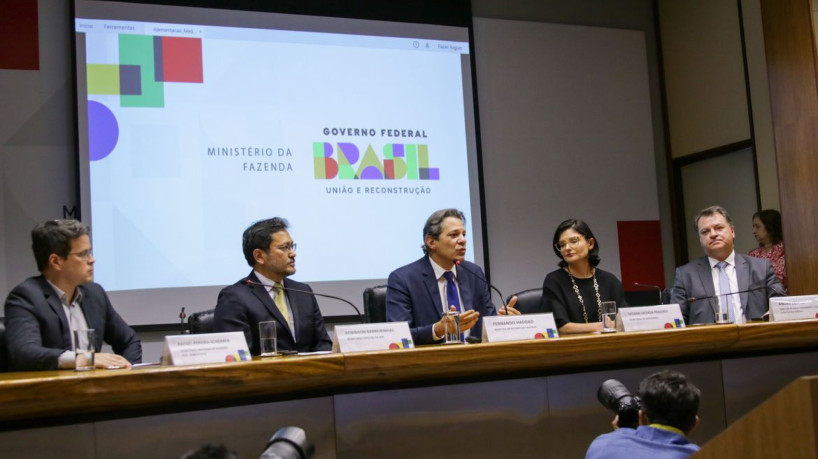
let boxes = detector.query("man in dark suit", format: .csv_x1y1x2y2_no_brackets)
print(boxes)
386,208,518,345
4,219,141,371
671,205,785,325
214,218,331,354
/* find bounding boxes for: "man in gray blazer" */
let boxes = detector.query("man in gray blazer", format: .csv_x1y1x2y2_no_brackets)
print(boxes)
671,206,785,325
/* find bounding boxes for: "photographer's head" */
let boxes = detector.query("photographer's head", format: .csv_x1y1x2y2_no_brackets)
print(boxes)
637,370,700,434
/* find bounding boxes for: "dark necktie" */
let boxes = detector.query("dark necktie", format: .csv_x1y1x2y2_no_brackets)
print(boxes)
442,271,461,313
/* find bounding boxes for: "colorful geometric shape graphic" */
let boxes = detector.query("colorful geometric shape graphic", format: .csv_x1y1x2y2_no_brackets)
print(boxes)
405,144,418,180
359,146,384,179
87,64,120,94
313,142,339,179
156,36,203,83
338,143,359,179
417,144,440,180
664,319,684,329
87,100,119,161
388,339,413,349
119,34,164,107
119,64,142,95
313,142,439,181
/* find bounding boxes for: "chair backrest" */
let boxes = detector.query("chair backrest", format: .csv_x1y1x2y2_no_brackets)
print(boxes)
505,288,544,314
188,309,216,334
0,317,6,372
363,285,388,323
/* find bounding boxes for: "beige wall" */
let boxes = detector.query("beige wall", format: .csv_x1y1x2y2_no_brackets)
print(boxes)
742,0,780,210
659,0,751,158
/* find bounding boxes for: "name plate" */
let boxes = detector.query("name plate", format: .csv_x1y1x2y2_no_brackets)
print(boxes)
482,313,559,343
334,322,414,353
161,332,251,366
617,304,685,332
770,295,818,322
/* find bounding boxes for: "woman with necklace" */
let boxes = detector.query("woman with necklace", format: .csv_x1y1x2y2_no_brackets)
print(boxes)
541,219,627,334
749,209,787,289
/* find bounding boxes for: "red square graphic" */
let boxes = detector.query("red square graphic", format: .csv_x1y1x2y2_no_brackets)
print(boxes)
161,36,203,83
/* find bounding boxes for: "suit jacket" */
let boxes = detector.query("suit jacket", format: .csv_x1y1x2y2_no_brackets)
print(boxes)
385,257,497,345
671,254,786,325
213,272,332,354
3,276,142,371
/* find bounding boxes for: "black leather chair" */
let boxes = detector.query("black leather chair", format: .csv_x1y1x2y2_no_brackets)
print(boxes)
505,288,544,314
363,285,388,323
0,317,7,372
188,309,216,334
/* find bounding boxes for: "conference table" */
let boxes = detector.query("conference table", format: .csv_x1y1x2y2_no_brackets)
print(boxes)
2,320,817,458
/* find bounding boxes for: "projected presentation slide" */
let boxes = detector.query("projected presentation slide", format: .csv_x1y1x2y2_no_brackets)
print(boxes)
75,9,480,293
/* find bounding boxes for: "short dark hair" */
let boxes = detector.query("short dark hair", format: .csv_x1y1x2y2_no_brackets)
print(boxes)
31,219,90,272
637,370,700,433
422,208,466,254
694,205,733,232
242,218,289,267
753,209,783,245
551,219,600,268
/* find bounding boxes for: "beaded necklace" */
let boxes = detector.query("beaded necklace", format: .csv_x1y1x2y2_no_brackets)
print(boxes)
567,267,602,323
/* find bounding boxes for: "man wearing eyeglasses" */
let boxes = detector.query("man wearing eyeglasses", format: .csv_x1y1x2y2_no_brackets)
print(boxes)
214,217,332,354
4,219,141,371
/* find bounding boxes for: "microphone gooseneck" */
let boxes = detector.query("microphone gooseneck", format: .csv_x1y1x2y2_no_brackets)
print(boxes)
687,285,769,303
245,279,364,323
455,260,508,315
179,307,187,335
633,282,663,305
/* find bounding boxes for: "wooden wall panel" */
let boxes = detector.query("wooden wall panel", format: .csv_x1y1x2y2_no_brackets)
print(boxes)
760,0,818,294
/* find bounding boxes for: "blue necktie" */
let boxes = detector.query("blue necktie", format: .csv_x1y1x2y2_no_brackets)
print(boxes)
716,261,736,323
442,271,461,313
442,271,464,341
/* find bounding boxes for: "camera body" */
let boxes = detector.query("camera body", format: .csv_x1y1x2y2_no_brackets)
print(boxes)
596,379,641,429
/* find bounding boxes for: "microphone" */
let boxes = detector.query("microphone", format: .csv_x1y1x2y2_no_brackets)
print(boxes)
688,285,770,303
245,279,364,323
454,260,508,315
633,282,663,305
179,307,187,334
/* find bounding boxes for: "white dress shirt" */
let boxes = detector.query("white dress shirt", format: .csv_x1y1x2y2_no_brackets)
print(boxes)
428,257,470,340
47,280,90,369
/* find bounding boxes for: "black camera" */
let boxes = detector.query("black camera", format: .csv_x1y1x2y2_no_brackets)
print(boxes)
260,426,314,459
597,379,641,429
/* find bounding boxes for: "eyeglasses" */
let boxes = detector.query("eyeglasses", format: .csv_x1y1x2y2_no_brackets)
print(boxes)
68,249,94,261
555,237,584,251
274,243,297,253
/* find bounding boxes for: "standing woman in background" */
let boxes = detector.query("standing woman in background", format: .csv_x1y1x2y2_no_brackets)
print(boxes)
749,209,787,289
541,219,627,334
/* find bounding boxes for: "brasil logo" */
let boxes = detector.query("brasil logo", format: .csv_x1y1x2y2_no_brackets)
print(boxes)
314,142,439,180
